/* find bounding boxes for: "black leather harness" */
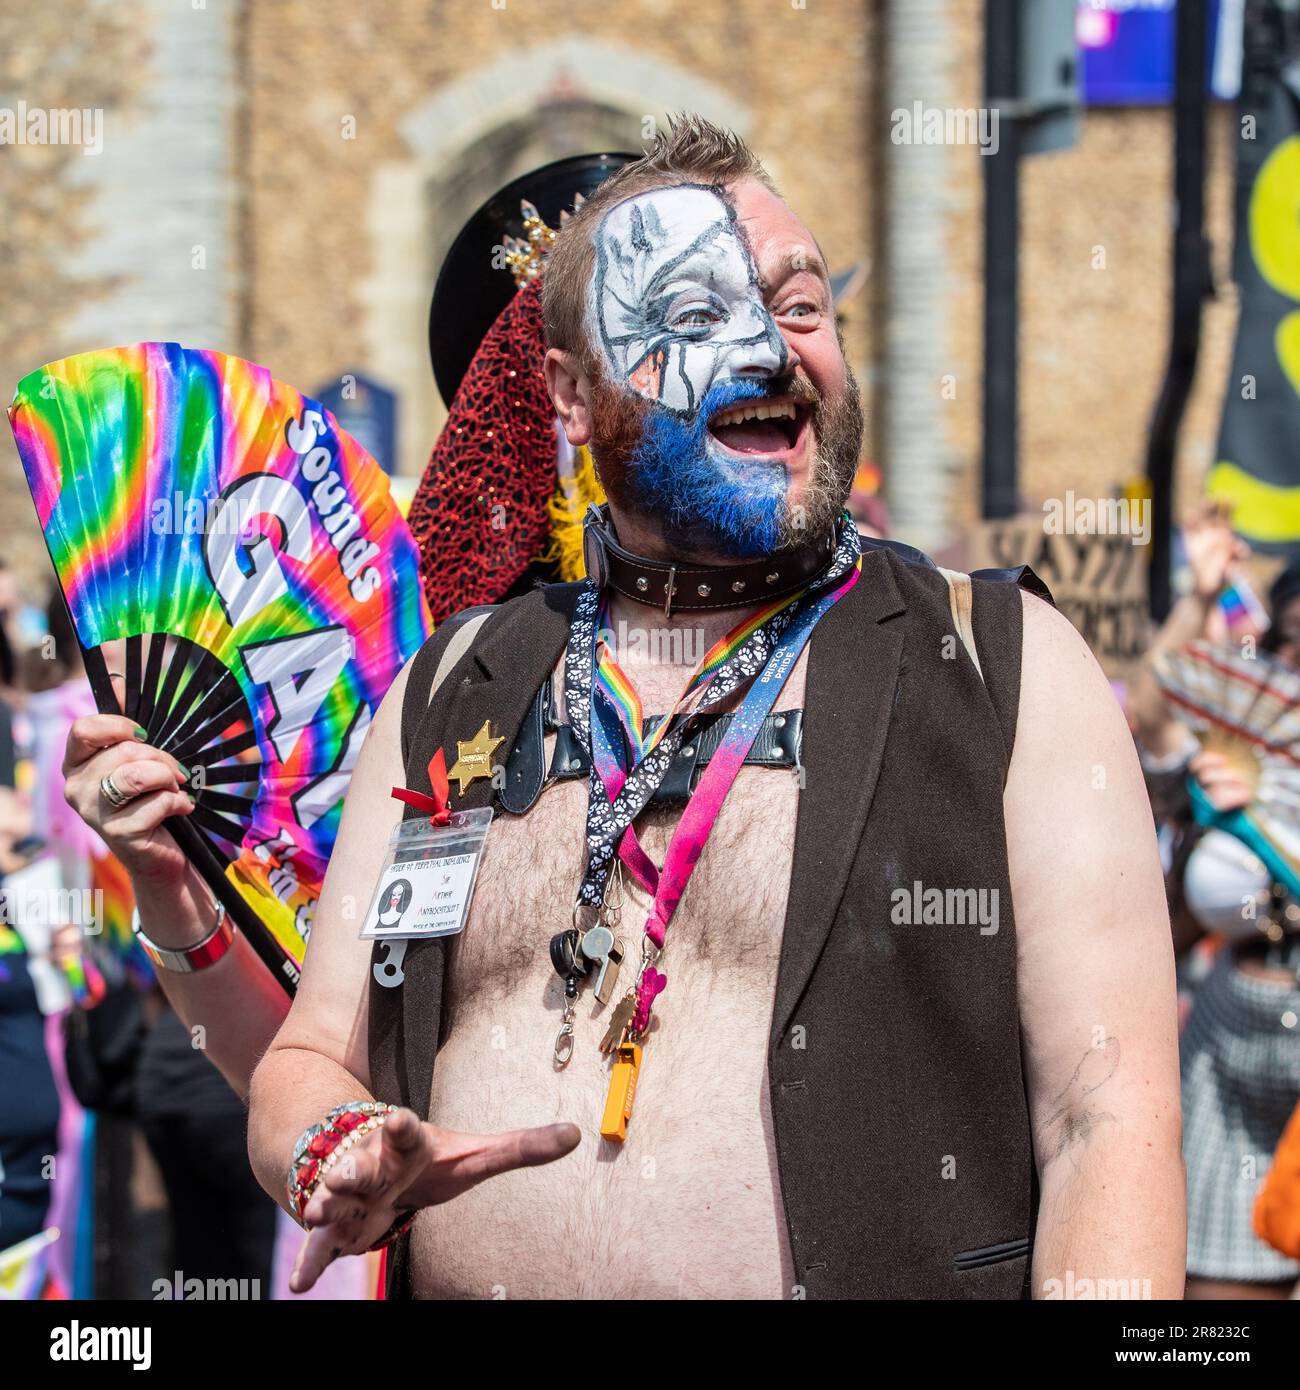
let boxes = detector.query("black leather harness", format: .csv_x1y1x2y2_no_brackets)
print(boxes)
498,673,803,815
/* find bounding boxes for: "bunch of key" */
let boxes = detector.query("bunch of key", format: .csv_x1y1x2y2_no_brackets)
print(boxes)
549,918,625,1008
549,906,626,1068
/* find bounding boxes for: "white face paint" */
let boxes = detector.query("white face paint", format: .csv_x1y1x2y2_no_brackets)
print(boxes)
588,184,788,417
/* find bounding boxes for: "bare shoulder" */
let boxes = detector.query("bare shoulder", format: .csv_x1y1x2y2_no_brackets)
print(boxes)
1018,585,1098,670
1014,587,1128,741
1006,585,1162,929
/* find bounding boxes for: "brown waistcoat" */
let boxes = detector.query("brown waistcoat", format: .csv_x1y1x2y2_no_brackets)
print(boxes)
369,543,1045,1299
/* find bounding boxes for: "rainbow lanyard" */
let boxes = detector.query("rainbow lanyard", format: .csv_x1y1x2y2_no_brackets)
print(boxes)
565,516,863,1036
592,586,798,766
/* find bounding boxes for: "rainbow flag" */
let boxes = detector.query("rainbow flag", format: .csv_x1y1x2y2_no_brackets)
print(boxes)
0,1228,60,1300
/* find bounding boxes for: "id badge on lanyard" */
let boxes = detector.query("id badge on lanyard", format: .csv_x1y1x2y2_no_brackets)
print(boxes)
361,808,493,942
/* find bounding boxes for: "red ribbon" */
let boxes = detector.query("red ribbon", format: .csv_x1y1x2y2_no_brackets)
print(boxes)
390,747,452,824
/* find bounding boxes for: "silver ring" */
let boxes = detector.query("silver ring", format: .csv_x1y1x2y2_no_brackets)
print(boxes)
100,773,132,809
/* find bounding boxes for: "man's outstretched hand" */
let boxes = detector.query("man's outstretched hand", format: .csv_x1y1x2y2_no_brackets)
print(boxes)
290,1109,581,1293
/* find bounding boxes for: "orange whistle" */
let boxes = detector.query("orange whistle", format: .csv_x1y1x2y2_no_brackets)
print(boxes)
599,1042,642,1143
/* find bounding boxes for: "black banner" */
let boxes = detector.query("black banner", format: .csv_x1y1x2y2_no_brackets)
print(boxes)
1209,2,1300,554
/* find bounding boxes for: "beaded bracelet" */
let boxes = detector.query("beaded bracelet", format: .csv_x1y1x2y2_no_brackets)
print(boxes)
286,1101,399,1224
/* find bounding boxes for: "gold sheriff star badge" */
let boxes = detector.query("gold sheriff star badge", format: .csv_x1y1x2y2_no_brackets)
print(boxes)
446,720,505,796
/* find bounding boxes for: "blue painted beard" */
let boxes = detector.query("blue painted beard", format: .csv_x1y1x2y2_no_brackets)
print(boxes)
619,380,791,559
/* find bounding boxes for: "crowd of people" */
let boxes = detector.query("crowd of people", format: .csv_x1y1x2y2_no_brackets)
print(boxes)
1126,505,1300,1299
0,574,286,1298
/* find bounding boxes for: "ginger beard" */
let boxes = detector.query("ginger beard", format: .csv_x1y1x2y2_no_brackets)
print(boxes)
582,184,863,560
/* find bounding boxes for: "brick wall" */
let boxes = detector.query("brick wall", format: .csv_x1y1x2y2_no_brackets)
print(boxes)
239,0,879,481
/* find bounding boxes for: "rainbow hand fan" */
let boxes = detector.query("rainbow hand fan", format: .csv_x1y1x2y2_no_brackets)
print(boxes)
1154,640,1300,900
8,344,431,992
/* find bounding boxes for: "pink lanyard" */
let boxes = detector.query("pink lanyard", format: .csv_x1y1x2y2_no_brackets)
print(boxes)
583,551,862,1031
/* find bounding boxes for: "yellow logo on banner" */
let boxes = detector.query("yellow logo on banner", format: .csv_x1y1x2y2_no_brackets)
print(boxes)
1206,462,1300,545
1251,133,1300,396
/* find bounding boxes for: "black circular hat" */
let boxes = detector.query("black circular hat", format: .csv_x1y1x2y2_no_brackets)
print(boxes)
428,151,639,408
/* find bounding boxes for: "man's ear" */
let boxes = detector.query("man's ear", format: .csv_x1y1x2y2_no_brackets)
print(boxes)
545,348,594,447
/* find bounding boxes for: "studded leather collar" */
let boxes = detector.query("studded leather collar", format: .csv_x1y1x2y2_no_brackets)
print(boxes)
580,503,838,617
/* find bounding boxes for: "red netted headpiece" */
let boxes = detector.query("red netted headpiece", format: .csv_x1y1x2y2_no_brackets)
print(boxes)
407,277,558,625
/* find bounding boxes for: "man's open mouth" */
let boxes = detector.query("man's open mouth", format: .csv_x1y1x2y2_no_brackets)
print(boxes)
706,398,809,456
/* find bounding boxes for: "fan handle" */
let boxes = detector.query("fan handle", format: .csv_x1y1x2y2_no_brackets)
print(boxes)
80,638,299,997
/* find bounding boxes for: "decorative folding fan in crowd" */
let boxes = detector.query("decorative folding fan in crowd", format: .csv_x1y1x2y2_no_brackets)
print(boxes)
1154,639,1300,899
8,344,431,992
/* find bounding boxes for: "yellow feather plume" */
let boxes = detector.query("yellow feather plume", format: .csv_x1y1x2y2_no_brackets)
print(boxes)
542,444,605,581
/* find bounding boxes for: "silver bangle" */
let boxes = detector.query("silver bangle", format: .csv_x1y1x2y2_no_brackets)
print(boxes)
131,897,234,973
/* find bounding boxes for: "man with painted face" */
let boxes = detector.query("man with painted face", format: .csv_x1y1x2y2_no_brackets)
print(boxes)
581,181,861,560
247,116,1186,1300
